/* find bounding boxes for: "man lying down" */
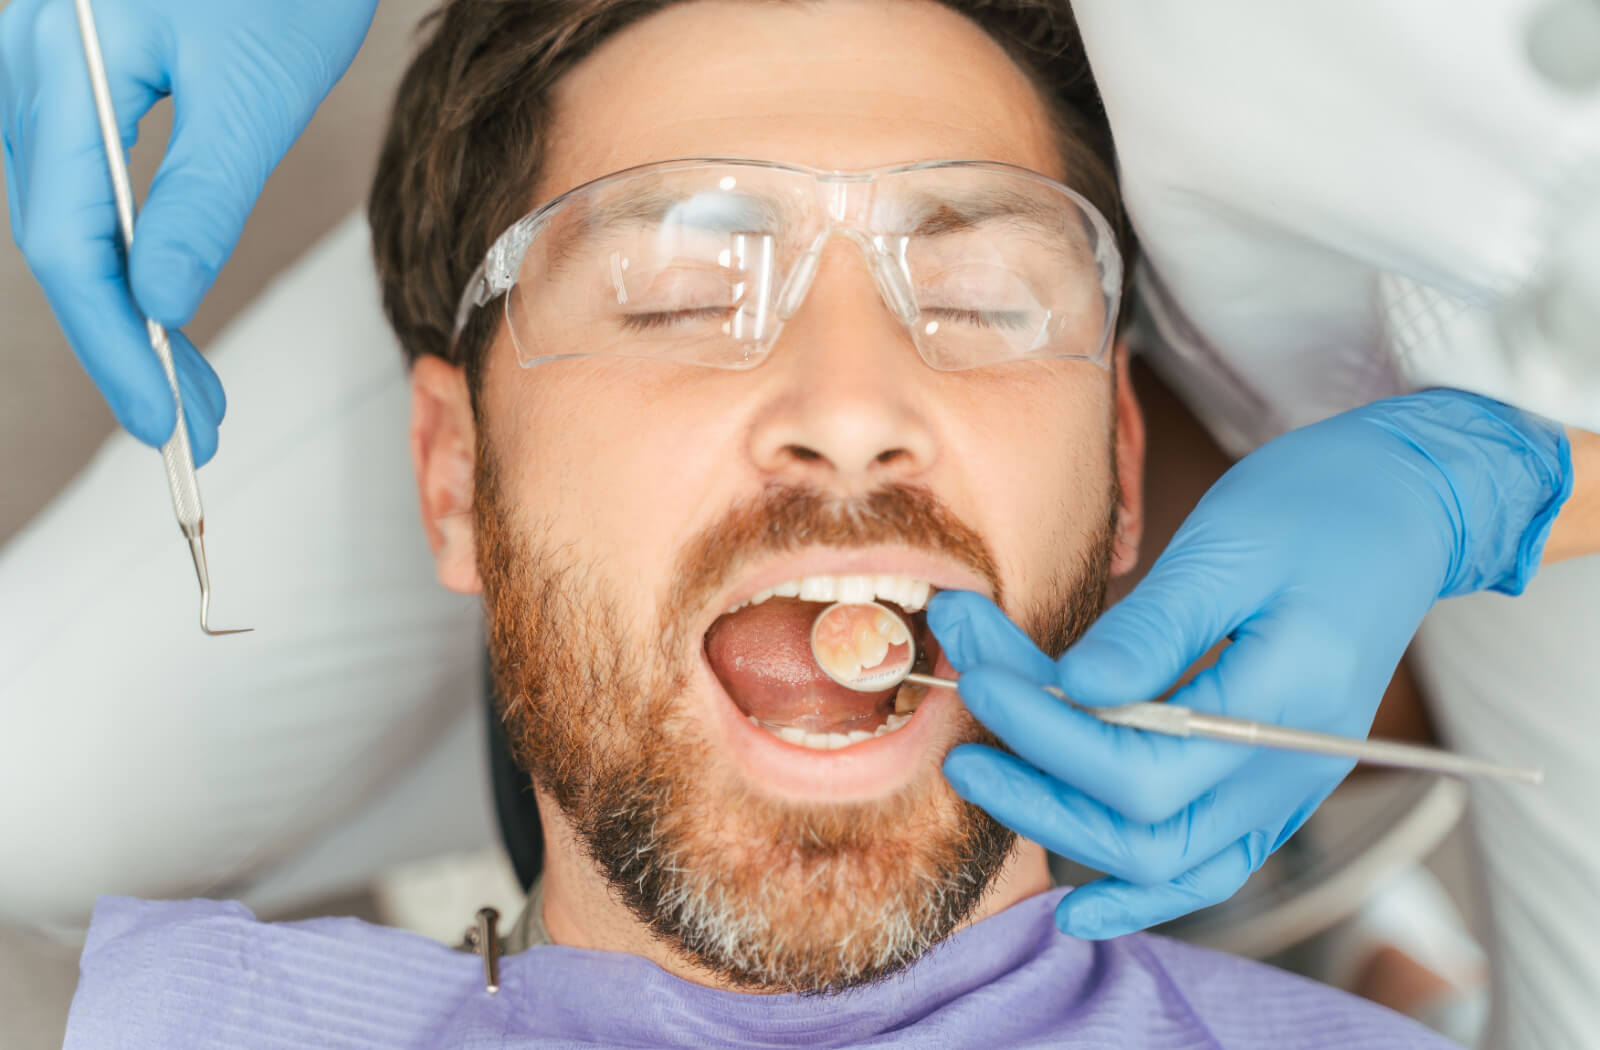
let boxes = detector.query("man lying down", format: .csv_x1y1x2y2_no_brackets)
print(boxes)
64,1,1455,1046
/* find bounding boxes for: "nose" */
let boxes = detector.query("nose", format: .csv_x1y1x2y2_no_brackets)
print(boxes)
746,241,939,493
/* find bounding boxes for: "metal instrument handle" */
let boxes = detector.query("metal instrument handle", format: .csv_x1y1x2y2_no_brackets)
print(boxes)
74,0,204,532
902,672,1543,785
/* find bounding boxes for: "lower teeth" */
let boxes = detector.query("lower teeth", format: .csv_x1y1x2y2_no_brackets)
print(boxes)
748,711,914,750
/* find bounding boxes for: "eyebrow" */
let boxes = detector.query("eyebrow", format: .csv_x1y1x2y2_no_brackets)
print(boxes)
887,187,1073,237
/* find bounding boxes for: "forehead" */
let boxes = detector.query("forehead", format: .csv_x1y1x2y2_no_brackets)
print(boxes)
539,0,1067,202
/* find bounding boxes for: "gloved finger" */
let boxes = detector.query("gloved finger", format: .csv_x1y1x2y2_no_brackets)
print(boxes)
13,2,174,443
3,124,22,242
1160,603,1395,734
1055,546,1259,708
125,0,380,325
0,0,52,211
925,590,1058,683
1054,830,1271,940
1,0,35,232
956,663,1273,825
943,743,1348,885
170,331,223,465
10,0,162,245
171,347,219,467
169,329,225,423
41,251,178,444
1040,613,1371,823
130,72,311,328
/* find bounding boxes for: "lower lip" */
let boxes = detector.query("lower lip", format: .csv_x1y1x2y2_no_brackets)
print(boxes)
698,649,964,801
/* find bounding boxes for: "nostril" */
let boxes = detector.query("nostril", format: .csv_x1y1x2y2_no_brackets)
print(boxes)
786,444,824,462
875,448,907,466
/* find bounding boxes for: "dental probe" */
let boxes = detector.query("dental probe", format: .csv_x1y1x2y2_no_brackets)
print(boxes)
897,672,1543,785
74,0,250,636
810,601,1542,786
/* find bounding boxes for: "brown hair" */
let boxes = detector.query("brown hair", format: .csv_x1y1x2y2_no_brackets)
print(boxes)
369,0,1129,394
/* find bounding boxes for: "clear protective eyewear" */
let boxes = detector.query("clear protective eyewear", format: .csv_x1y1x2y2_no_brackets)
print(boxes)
453,158,1123,372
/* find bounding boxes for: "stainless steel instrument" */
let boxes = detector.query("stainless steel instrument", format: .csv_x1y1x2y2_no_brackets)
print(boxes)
74,0,250,636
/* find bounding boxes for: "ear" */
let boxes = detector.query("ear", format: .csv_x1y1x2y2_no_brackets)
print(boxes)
410,355,482,594
1109,342,1146,577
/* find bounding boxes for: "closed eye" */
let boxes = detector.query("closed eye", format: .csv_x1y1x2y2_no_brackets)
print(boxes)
921,306,1034,331
619,306,736,331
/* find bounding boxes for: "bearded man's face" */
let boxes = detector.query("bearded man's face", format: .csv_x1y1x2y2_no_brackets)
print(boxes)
412,0,1145,997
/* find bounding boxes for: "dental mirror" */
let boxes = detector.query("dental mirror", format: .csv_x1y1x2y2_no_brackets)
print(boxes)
810,601,914,691
805,601,1544,785
810,600,943,693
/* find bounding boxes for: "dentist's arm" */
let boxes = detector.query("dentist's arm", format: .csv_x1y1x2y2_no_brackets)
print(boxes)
0,0,378,462
931,389,1580,939
1542,426,1600,561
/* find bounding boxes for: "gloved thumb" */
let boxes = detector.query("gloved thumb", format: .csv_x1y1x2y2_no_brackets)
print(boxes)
127,80,304,328
925,590,1061,684
1055,557,1237,708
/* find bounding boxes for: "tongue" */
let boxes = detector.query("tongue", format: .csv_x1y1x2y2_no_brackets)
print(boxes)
706,598,896,732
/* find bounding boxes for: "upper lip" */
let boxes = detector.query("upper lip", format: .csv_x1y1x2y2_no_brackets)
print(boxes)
693,546,995,638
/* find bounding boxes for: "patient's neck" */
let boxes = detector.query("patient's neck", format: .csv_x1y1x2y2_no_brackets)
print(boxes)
533,789,1052,992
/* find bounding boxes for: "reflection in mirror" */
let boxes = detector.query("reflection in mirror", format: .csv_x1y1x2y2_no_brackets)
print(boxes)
810,600,916,692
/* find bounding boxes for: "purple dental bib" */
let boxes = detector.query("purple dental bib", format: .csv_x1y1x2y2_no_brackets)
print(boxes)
63,887,1453,1049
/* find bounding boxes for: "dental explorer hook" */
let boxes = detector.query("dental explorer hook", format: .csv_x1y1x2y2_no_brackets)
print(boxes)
74,0,252,636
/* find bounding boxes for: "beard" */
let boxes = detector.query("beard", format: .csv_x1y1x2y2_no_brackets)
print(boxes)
476,447,1116,995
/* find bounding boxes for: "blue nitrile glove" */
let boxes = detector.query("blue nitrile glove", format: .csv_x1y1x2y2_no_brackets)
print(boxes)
1,0,378,462
932,389,1572,939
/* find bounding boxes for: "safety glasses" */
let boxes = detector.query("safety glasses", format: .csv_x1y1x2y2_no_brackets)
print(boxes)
454,157,1122,372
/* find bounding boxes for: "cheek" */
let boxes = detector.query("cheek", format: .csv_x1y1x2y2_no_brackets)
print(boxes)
946,369,1113,587
487,362,744,611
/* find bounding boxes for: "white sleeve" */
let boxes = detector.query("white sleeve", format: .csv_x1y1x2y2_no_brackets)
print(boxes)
0,213,484,935
1072,0,1600,446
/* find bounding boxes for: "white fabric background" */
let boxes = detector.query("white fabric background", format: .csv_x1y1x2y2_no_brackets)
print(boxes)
1072,0,1600,455
0,216,493,936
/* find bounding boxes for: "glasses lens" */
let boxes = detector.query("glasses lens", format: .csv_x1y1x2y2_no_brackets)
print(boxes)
876,166,1114,370
505,166,818,368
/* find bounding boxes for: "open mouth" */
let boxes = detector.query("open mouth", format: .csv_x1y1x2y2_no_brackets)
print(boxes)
704,574,942,751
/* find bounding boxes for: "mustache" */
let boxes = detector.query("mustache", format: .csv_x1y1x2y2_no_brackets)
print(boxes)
667,483,1003,621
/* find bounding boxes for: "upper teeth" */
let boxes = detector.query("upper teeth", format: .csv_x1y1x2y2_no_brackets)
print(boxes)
725,574,934,615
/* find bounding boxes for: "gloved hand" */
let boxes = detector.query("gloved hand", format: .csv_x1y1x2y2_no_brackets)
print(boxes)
931,389,1571,939
2,0,378,462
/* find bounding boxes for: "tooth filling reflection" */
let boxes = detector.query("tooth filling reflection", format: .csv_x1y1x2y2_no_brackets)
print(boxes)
813,602,913,685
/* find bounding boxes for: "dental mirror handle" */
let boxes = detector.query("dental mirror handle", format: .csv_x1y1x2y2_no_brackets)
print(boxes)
74,0,249,636
901,672,1543,786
